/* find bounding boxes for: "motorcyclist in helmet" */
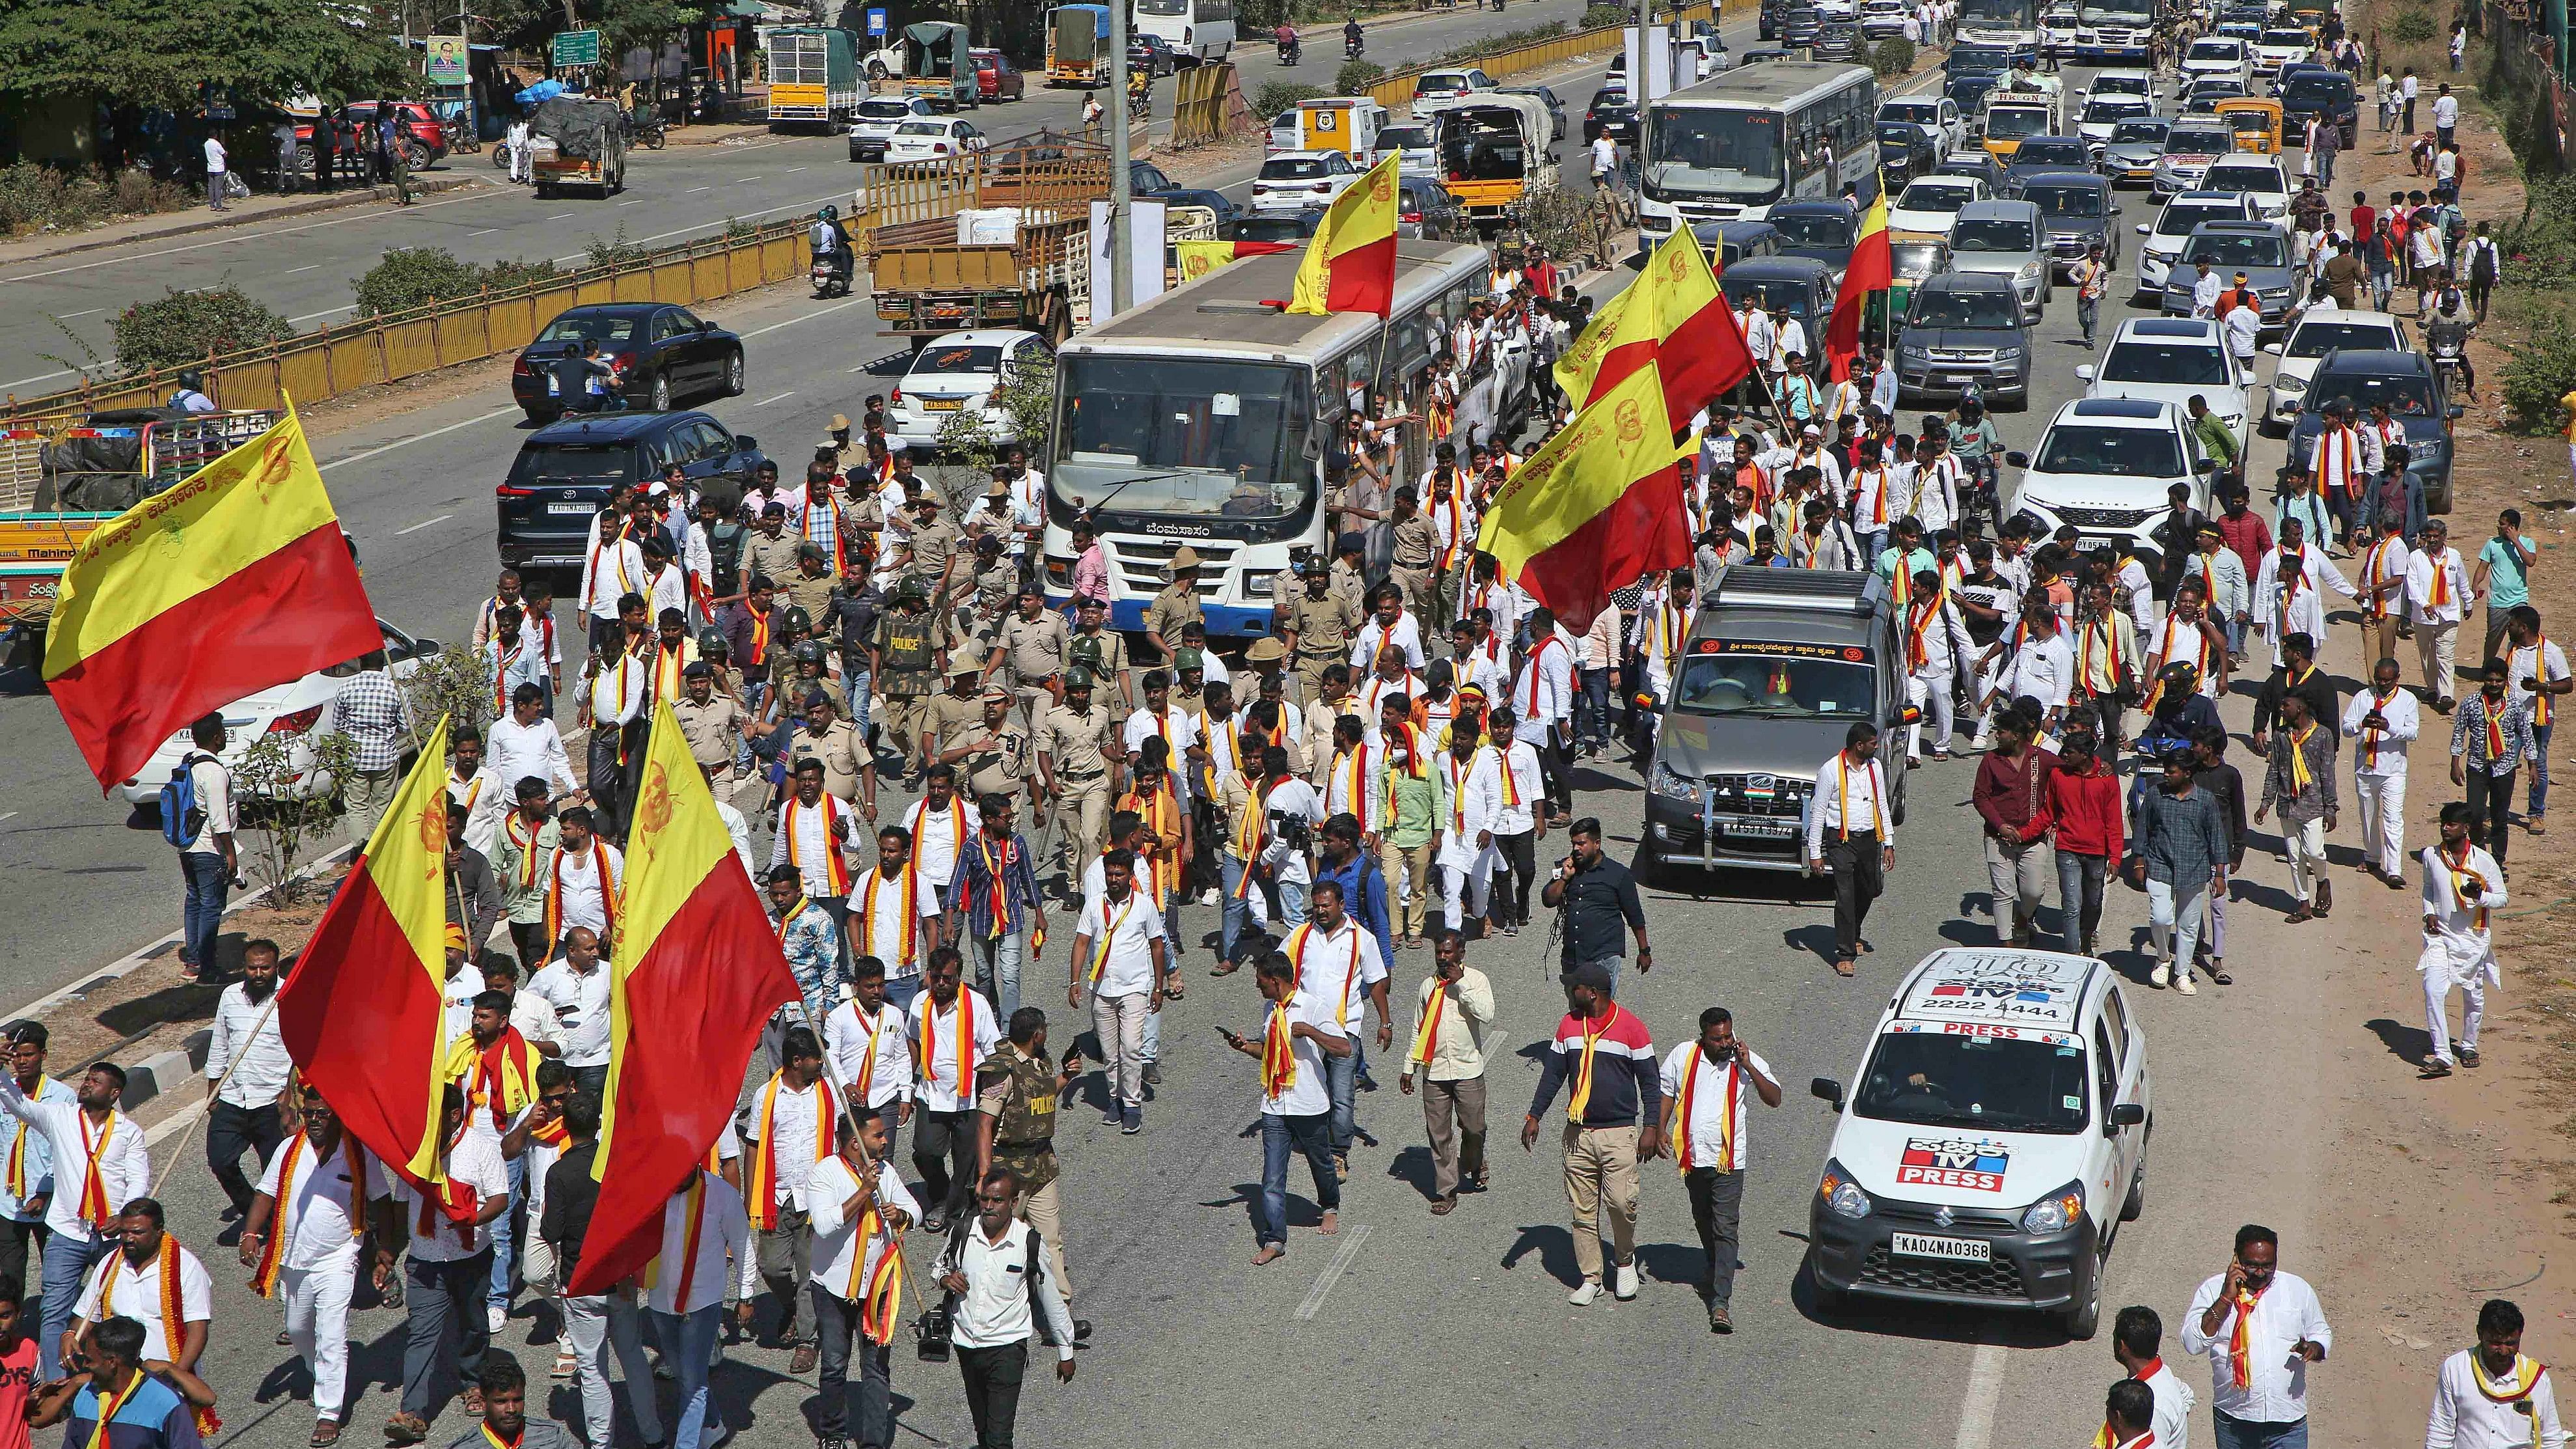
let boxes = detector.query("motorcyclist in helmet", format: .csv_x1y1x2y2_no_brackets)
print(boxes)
1344,14,1364,53
2425,284,2477,400
809,204,854,286
170,369,217,414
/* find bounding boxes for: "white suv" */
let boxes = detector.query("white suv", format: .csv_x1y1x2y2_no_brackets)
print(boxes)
2133,188,2258,298
2077,317,2254,454
1806,948,2153,1340
1251,150,1361,212
2007,396,2216,575
2264,308,2411,428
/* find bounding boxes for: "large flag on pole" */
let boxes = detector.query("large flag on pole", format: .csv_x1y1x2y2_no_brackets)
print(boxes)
42,402,377,794
1175,238,1296,284
568,700,801,1296
1281,154,1401,316
1475,363,1697,634
1825,191,1893,382
278,715,456,1185
1553,225,1755,421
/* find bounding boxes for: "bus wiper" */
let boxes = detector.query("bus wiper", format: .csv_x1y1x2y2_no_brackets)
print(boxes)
1076,464,1246,517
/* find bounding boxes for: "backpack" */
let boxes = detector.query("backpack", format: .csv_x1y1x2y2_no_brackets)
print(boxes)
161,752,212,848
2472,240,2499,284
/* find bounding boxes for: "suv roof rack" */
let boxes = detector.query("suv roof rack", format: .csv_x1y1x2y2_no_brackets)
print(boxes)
1704,563,1885,615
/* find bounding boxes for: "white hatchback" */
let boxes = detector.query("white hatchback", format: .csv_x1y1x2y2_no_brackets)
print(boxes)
1251,149,1361,212
2264,308,2410,426
2202,153,2293,223
1806,948,2152,1340
2133,188,2260,297
886,329,1052,448
1889,175,1989,238
883,117,989,166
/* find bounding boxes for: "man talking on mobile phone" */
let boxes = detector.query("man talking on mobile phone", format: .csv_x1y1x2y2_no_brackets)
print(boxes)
2182,1224,2333,1448
1540,818,1648,991
1658,1007,1779,1335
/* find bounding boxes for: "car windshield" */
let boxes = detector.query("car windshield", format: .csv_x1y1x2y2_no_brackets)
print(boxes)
1380,125,1431,149
1911,286,2020,327
1417,73,1472,95
2260,27,2310,45
1853,1030,2089,1134
1880,124,1918,147
1261,157,1334,178
2281,74,2354,105
2102,339,2230,384
1720,277,1817,323
1770,212,1854,247
2083,99,2150,121
2188,39,2240,58
1234,215,1317,242
2206,163,2284,194
512,445,636,486
2312,373,2437,416
911,344,1004,376
1899,180,1976,214
894,122,946,137
1671,649,1876,719
1947,79,1996,109
2014,141,2090,166
1891,242,1949,279
2109,119,2170,144
536,313,641,346
1986,107,2049,139
1883,100,1940,124
1644,105,1785,200
2287,320,2400,359
2092,75,2152,96
1950,218,2036,252
2035,423,2184,476
856,102,916,120
2183,230,2286,268
2157,203,2240,238
1056,355,1312,516
2023,184,2104,218
2165,129,2231,154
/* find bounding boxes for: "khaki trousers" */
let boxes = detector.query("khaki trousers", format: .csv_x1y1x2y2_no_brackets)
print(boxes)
1562,1122,1640,1282
2415,618,2459,700
1293,654,1340,708
1421,1075,1487,1198
1051,772,1113,885
881,692,932,771
2361,613,2401,674
1015,1176,1073,1303
1380,837,1435,942
1391,564,1435,622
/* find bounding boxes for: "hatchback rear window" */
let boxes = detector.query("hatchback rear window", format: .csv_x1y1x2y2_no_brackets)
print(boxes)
536,313,640,346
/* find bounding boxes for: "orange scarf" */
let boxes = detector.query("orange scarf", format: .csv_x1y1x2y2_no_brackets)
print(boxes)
450,1030,536,1131
2227,1284,2266,1390
782,796,853,896
75,1111,118,1230
1904,595,1940,670
250,1133,305,1297
916,991,978,1096
853,1204,906,1344
746,604,771,667
92,1240,193,1352
858,864,919,968
2361,688,2400,769
1259,1001,1297,1099
1086,890,1139,986
2443,840,2491,931
1409,978,1451,1066
1288,922,1365,1028
845,1005,886,1105
1670,1047,1741,1172
82,1372,139,1449
543,839,619,944
1486,744,1522,810
2484,706,2507,764
2428,552,2454,611
744,1072,830,1232
506,814,543,890
2360,538,2397,619
2279,548,2310,599
1565,1005,1621,1122
973,835,1017,939
2531,641,2557,727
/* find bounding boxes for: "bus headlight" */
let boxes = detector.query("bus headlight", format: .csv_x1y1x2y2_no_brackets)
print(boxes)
1244,570,1278,596
1044,556,1072,587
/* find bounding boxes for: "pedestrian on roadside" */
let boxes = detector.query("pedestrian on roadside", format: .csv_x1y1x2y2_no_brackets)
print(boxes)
741,1027,834,1372
1399,928,1494,1215
933,1168,1077,1449
27,1319,195,1449
329,652,412,843
2417,800,2506,1079
2131,752,2229,995
642,1161,744,1449
238,1081,366,1446
2182,1225,2333,1448
2434,82,2459,150
1067,848,1168,1137
2403,67,2420,133
2111,1306,2196,1447
202,939,290,1237
2100,1381,2158,1449
2046,715,2122,955
0,1025,63,1306
202,130,227,211
2474,512,2537,665
443,1356,577,1449
1658,1006,1777,1334
2450,657,2532,868
0,1055,144,1383
1520,962,1661,1307
170,713,237,984
2424,1299,2564,1448
1973,710,2057,945
2254,693,2339,922
1227,949,1347,1266
2072,243,2110,348
1803,720,1895,978
273,118,298,195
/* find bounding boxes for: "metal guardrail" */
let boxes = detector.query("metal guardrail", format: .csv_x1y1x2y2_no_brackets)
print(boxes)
1358,1,1734,111
0,219,812,430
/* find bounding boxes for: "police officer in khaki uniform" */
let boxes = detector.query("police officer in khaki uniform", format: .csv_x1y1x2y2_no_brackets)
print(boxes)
868,582,944,785
990,586,1071,728
1171,646,1212,727
924,661,991,791
950,683,1035,807
904,493,961,596
1140,545,1205,670
784,543,838,624
671,661,744,772
785,686,868,802
1038,667,1121,893
828,412,864,477
1388,486,1440,622
1278,559,1363,706
1067,595,1132,713
1240,635,1293,720
745,503,802,596
1329,533,1369,614
974,1009,1088,1336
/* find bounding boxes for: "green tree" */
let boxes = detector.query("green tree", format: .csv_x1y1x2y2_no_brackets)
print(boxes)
0,0,413,115
110,285,292,378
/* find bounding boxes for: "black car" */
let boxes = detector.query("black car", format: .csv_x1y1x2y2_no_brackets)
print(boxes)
1690,219,1787,269
1810,19,1863,59
1501,84,1568,143
510,303,747,421
1934,152,2010,193
2277,65,2359,138
2016,169,2121,272
1585,87,1638,145
496,411,764,572
2001,135,2095,194
1760,0,1794,39
1738,48,1793,64
1396,178,1466,240
1766,198,1861,273
1128,33,1179,76
1780,6,1826,49
1129,160,1239,232
1945,72,2000,119
2286,348,2461,513
1232,210,1324,244
1878,121,1939,184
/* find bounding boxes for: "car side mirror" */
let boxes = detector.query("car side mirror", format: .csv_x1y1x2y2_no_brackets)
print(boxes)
2107,1101,2146,1135
2005,450,2029,467
1810,1077,1846,1111
2075,363,2096,381
2135,223,2151,235
413,637,442,656
2262,342,2282,355
2448,404,2466,419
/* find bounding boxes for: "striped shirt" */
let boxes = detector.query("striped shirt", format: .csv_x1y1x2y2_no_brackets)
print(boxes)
330,669,411,773
1527,1006,1662,1129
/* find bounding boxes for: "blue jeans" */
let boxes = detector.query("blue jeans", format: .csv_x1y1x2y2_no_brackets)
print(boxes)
1571,953,1624,994
1256,1111,1338,1249
651,1303,723,1449
489,1153,527,1311
1323,1035,1358,1154
1275,877,1310,931
966,930,1022,1023
180,850,230,973
1220,857,1259,964
38,1232,111,1380
843,667,874,744
1860,529,1889,564
1576,666,1611,749
884,973,924,1015
2530,720,2554,816
2212,1411,2310,1449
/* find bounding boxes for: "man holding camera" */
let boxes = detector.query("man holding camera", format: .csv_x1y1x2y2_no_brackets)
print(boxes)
933,1167,1076,1449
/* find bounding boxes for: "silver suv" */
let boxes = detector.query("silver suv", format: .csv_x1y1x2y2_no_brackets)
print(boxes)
1946,198,2053,321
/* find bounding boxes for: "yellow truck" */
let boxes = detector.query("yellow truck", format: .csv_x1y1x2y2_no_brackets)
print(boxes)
1434,93,1556,232
1294,98,1386,161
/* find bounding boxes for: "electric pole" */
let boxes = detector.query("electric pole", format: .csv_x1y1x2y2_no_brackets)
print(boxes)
1106,0,1133,318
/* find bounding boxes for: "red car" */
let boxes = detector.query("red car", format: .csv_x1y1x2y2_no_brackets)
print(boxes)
970,49,1025,102
293,100,448,170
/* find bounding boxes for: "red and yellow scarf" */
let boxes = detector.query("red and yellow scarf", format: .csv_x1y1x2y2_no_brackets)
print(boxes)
2443,840,2491,932
916,991,979,1096
858,864,920,969
2227,1284,2267,1389
744,1072,831,1232
1669,1045,1741,1172
543,838,619,944
1288,921,1365,1028
783,796,853,896
853,1204,906,1344
1260,1001,1298,1099
75,1111,118,1230
446,1029,536,1132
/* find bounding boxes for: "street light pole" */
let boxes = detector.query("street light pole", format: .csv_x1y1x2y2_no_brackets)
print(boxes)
1107,0,1134,318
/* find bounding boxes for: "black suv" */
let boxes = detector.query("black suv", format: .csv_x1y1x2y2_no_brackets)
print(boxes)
511,303,747,421
497,411,764,573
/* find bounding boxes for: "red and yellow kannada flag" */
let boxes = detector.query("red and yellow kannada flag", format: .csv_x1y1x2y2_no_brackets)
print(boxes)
1174,238,1296,283
1475,362,1695,635
1283,154,1401,316
278,715,455,1185
568,698,800,1296
1552,225,1754,422
1824,191,1893,382
42,402,377,794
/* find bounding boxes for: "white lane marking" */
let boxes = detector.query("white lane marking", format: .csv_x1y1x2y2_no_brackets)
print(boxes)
687,186,713,194
547,211,577,220
786,167,809,173
737,176,765,184
751,390,797,406
290,305,353,324
741,297,870,338
319,405,519,471
469,227,499,236
0,189,489,284
0,368,74,391
617,199,647,206
1294,1222,1370,1320
1953,1340,2007,1449
286,264,321,273
57,308,100,319
0,812,18,825
146,1097,206,1146
392,513,453,536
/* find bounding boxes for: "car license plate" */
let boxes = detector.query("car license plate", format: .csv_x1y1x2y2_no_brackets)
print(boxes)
1893,1233,1992,1262
547,502,592,516
1722,818,1794,839
923,398,964,412
1934,373,1971,385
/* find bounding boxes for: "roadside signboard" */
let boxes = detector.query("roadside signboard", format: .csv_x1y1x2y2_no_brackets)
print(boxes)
426,35,471,85
551,28,603,66
866,7,888,33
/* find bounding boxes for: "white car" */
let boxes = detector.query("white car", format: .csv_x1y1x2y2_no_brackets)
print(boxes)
2085,68,2159,103
119,618,439,809
2202,154,2292,223
1861,0,1913,38
2007,396,2219,562
1889,175,1989,238
2077,317,2254,453
2251,26,2314,76
1251,149,1361,212
2133,188,2258,297
886,329,1052,448
1267,110,1298,154
2076,95,2155,151
882,117,989,166
2179,36,2251,90
1378,122,1438,178
1410,68,1498,117
2264,308,2411,426
845,96,937,163
1805,948,2152,1340
1880,96,1964,157
2150,122,2238,197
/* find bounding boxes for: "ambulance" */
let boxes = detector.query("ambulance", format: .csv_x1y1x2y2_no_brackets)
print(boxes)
1804,948,2153,1339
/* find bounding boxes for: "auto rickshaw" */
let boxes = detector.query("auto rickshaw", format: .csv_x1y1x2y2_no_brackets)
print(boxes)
2213,96,2281,154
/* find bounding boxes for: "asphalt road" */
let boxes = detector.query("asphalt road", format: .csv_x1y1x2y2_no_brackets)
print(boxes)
0,45,2374,1449
0,0,1606,399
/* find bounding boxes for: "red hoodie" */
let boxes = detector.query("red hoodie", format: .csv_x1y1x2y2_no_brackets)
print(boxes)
2046,758,2126,859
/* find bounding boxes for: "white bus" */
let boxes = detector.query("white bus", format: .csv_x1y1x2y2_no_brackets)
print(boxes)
1132,0,1237,64
1041,241,1509,638
1637,59,1880,242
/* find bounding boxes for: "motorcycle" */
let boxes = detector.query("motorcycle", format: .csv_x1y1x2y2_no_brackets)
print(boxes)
1346,32,1365,57
811,253,853,299
1279,36,1301,64
2430,338,2468,398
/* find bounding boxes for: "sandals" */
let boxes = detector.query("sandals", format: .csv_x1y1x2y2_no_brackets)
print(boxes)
1833,958,1857,977
311,1424,341,1448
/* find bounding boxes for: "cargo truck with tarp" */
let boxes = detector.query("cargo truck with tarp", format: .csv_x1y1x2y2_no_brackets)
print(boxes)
766,25,864,128
1047,6,1114,86
527,96,628,195
903,21,979,110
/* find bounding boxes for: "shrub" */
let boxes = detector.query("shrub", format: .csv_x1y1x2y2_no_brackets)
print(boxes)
481,256,562,292
1582,3,1627,27
1516,182,1598,265
0,163,107,233
110,284,292,378
2499,318,2576,434
583,224,653,268
1431,20,1572,64
1336,58,1385,96
1870,36,1915,77
351,247,487,317
2389,8,2437,44
1256,80,1329,117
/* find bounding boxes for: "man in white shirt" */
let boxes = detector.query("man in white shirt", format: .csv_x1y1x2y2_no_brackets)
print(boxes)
446,730,508,859
907,950,1000,1233
370,1086,510,1443
169,714,237,986
1513,610,1577,820
1472,711,1547,936
204,939,291,1226
1658,1006,1779,1334
67,1196,213,1379
851,825,944,1010
803,1113,919,1449
528,926,615,1096
203,133,227,210
642,1165,747,1449
485,688,581,803
2181,1226,2333,1446
903,769,984,894
935,1165,1078,1449
1069,850,1169,1135
241,1081,368,1442
581,611,653,838
1122,674,1208,811
2418,802,2506,1078
2113,1304,2197,1449
2426,1298,2568,1449
2343,657,2420,881
540,807,622,950
1227,954,1352,1265
2408,519,2474,709
741,1028,835,1373
824,959,916,1136
1284,877,1390,1181
0,1055,150,1380
1803,721,1895,978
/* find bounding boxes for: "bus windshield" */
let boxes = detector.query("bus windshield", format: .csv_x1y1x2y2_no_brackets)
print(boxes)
1958,0,2038,27
1645,106,1784,202
1054,354,1314,521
